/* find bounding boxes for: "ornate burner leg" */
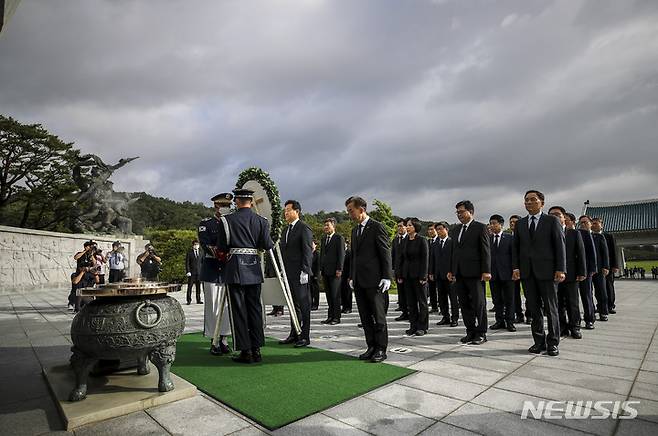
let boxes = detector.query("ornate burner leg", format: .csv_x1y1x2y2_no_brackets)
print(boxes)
149,341,176,392
69,347,98,402
137,353,150,375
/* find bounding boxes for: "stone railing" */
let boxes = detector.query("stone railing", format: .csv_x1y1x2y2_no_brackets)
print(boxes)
0,225,149,295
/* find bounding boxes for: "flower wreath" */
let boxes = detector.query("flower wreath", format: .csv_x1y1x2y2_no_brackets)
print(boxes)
235,167,283,243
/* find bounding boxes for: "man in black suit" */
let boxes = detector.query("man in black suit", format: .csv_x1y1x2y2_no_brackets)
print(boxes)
576,215,598,330
391,219,408,321
340,241,353,313
588,217,610,322
551,208,586,339
509,215,526,324
310,240,320,310
185,239,203,304
592,218,619,314
431,221,459,327
278,200,314,348
320,218,345,325
488,215,516,332
346,196,393,363
427,224,440,314
512,190,566,357
447,200,491,345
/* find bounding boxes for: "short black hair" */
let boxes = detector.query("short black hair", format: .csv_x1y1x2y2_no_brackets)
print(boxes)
436,221,449,230
397,219,406,225
509,214,521,221
548,205,566,215
405,217,422,233
525,190,545,202
192,239,199,244
591,217,602,223
324,217,336,226
284,199,301,212
455,200,474,213
489,214,504,225
579,215,591,222
345,196,367,210
565,212,576,222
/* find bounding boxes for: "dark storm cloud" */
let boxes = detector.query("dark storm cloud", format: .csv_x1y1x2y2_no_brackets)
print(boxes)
1,0,657,223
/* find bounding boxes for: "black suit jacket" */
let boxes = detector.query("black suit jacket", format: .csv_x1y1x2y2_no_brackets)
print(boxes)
578,229,598,276
400,236,429,279
391,234,406,278
349,218,393,288
280,220,314,283
565,228,586,282
603,232,618,270
449,221,491,278
320,233,345,276
490,232,513,281
592,232,610,272
512,213,566,281
185,248,202,277
431,237,453,280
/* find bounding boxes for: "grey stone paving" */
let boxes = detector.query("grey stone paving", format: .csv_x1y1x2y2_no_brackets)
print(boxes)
0,280,657,435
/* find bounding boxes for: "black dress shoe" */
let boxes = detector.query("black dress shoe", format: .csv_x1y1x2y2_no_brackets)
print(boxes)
359,347,375,360
197,301,203,304
232,351,253,364
210,345,223,356
186,302,191,305
450,320,459,327
525,318,533,325
506,323,517,332
394,314,409,321
490,322,505,330
560,329,570,337
415,330,426,336
252,348,262,362
321,319,331,324
405,329,415,336
370,350,387,363
571,329,582,339
488,308,496,312
599,315,608,321
469,335,487,345
341,309,352,314
279,336,297,345
276,310,284,316
608,309,616,314
357,323,363,328
547,345,559,356
329,319,340,325
584,322,595,330
436,318,450,326
528,344,546,354
429,308,439,314
515,315,525,324
219,342,231,354
460,332,475,343
267,310,277,316
394,307,403,312
294,339,310,348
311,306,319,311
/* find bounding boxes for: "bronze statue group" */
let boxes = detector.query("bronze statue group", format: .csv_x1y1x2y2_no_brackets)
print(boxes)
198,189,619,363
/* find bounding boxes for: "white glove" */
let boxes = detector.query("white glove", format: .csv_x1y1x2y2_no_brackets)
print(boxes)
300,272,309,285
186,272,191,277
378,279,391,293
348,279,354,290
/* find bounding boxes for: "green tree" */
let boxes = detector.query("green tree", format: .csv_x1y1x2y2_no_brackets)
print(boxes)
145,229,197,283
369,199,397,238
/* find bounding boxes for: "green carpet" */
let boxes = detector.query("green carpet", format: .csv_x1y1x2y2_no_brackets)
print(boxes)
171,333,415,429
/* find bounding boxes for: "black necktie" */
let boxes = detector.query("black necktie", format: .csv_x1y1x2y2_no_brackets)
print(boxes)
440,239,444,250
529,216,536,237
494,234,499,248
459,224,467,243
286,224,293,243
326,235,330,246
358,224,364,237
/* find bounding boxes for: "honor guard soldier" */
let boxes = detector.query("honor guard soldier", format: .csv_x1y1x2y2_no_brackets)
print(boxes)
198,192,233,355
219,188,274,363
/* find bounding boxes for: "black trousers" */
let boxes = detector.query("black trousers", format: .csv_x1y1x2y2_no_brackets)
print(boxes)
558,280,581,331
454,277,486,334
437,279,460,321
354,285,388,351
404,277,429,332
514,280,524,318
427,279,438,311
490,279,515,324
310,278,320,309
323,274,342,320
578,276,595,324
606,273,616,310
592,272,608,316
109,269,124,283
187,276,202,303
396,277,408,314
523,274,560,347
288,282,311,341
340,277,353,311
227,284,264,351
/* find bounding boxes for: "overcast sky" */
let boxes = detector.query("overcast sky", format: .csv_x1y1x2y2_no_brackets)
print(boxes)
1,0,657,223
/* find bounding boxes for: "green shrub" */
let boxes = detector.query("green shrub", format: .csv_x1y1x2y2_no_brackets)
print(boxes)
145,229,197,283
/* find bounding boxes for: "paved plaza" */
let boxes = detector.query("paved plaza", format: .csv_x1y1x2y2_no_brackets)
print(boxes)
1,280,657,436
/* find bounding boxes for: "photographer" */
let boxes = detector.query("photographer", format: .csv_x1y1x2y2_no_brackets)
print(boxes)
107,241,126,283
69,241,97,309
137,243,161,281
69,265,99,312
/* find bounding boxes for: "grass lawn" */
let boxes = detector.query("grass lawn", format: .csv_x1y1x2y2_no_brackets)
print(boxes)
625,260,658,270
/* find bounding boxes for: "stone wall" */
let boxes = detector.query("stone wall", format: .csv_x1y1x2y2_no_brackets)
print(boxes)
0,225,149,294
